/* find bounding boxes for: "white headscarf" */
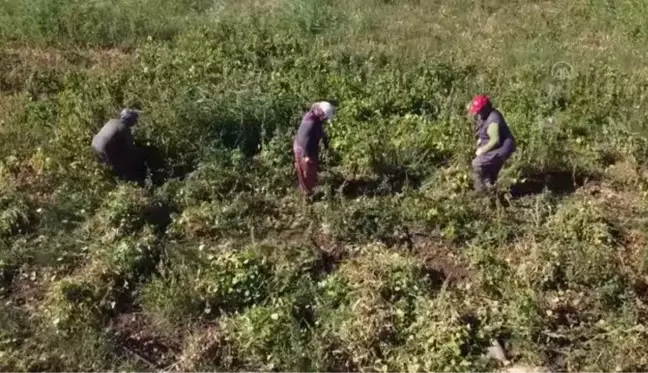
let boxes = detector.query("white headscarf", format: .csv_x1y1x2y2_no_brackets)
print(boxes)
313,101,335,120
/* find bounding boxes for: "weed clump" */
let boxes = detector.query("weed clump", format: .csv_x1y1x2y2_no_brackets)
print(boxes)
545,198,617,246
41,275,108,332
177,326,228,371
0,165,35,237
0,194,32,238
169,193,277,240
41,230,159,333
5,0,648,370
312,244,447,371
141,245,273,327
88,184,152,236
218,304,309,371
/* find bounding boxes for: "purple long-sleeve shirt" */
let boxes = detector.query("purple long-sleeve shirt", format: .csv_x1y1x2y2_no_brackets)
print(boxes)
293,112,328,159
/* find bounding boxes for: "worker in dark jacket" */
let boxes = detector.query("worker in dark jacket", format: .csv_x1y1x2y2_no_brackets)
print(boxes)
293,101,335,197
92,109,144,181
470,95,516,192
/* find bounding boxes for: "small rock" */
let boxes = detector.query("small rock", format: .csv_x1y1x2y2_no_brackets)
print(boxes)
486,339,508,363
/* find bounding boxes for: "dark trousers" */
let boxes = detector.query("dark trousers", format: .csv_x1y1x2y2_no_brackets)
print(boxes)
471,151,511,191
94,148,146,183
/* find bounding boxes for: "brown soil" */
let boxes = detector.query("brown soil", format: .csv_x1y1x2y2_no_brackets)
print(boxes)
112,313,181,370
412,236,472,285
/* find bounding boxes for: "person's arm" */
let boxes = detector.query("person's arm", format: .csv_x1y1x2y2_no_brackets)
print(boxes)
476,122,500,155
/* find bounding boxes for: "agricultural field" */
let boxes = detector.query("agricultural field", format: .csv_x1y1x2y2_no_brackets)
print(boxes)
2,0,648,371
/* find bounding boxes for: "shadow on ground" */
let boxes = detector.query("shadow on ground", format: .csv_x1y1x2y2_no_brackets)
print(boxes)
143,202,174,235
139,144,195,187
110,144,195,187
509,170,592,198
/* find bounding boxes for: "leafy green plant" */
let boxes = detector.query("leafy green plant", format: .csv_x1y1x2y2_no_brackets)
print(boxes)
141,245,273,326
220,304,309,371
0,194,32,238
4,0,648,370
312,245,441,371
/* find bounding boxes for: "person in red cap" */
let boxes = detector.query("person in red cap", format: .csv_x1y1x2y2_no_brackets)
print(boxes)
469,95,516,192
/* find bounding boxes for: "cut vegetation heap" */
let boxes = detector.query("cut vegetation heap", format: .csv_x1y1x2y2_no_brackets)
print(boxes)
3,0,648,371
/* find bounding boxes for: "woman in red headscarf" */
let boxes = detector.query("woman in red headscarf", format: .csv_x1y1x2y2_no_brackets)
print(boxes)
469,95,516,192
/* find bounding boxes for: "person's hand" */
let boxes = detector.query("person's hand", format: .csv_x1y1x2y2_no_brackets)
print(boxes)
302,157,312,177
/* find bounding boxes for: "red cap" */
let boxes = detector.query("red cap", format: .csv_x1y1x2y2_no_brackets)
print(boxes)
470,95,491,114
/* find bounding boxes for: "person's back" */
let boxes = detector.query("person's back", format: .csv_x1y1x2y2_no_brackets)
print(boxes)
92,118,132,165
479,109,516,156
294,112,326,159
92,109,141,180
